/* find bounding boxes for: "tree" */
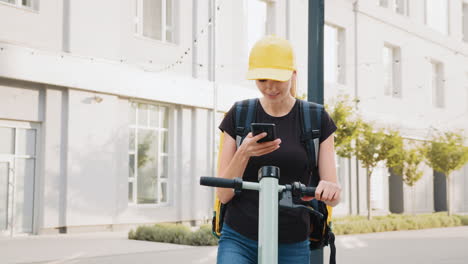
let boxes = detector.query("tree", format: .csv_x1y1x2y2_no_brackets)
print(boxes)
402,146,424,187
380,130,425,215
403,145,425,215
326,95,362,158
354,122,389,220
422,131,468,216
382,129,405,176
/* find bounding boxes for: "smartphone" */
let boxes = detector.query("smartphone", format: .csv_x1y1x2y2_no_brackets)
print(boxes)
251,123,277,143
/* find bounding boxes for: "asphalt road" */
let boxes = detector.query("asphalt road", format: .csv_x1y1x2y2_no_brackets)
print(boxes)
18,226,468,264
327,226,468,264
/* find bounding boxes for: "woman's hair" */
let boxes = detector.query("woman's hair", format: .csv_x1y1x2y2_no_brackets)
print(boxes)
290,73,297,97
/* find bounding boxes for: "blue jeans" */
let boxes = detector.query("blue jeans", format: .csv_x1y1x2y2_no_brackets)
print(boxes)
217,223,310,264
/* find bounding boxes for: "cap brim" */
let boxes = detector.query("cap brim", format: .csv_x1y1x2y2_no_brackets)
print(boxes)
246,68,293,82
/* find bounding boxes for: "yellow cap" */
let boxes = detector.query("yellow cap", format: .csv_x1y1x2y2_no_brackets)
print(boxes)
246,35,296,82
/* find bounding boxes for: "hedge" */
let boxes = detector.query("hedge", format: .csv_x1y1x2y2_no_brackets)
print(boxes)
332,213,466,235
128,223,218,246
128,213,468,246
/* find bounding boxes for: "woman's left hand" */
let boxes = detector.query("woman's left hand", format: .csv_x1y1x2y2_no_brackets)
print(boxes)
315,180,341,204
302,180,341,206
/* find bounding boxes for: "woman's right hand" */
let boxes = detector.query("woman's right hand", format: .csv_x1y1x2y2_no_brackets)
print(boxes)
238,132,281,158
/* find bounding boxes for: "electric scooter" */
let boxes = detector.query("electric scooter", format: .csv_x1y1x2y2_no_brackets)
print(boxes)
200,166,323,264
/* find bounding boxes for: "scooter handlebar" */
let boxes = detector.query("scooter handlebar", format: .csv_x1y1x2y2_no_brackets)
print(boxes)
200,177,241,189
200,177,316,197
303,186,316,197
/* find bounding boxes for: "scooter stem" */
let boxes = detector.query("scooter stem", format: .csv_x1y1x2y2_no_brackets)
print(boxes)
258,166,280,264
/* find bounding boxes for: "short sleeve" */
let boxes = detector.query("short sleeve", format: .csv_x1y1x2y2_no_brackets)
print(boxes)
219,104,237,140
319,109,337,143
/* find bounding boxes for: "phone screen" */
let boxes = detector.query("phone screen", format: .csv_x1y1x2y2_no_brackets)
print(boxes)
251,123,277,143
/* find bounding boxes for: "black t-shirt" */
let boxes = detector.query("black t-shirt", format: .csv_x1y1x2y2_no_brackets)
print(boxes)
218,99,337,243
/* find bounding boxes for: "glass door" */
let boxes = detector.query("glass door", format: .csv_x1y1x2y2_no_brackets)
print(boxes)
0,158,13,236
0,125,37,236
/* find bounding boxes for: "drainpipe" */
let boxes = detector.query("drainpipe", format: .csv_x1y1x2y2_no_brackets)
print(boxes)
353,0,360,216
285,0,290,40
209,0,217,216
192,0,198,78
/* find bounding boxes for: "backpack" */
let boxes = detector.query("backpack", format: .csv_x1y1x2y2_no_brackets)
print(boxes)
212,98,336,264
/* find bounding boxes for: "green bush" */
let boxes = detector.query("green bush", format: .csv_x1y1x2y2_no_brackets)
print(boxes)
456,215,468,225
332,213,465,235
184,225,218,246
129,213,468,245
129,224,218,246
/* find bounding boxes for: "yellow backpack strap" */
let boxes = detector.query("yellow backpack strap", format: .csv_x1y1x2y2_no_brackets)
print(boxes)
212,131,225,237
326,205,333,224
212,99,258,238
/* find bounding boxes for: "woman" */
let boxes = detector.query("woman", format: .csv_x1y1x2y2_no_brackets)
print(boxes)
216,35,341,264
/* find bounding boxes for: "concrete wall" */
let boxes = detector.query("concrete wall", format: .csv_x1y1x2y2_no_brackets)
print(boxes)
0,78,43,122
40,87,67,231
65,90,127,226
0,0,63,51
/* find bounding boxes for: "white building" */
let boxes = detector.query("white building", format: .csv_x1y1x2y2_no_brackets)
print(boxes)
323,0,468,216
0,0,467,236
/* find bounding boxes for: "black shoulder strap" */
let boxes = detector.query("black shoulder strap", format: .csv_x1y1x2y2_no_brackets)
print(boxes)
234,98,258,148
299,100,324,187
329,232,336,264
300,100,336,264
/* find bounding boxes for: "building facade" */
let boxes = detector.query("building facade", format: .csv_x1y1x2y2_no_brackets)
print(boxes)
0,0,467,236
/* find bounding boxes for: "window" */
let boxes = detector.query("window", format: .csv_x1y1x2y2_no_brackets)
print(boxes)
336,156,347,204
128,102,171,205
382,44,402,97
371,162,387,210
466,73,468,113
463,3,468,42
135,0,176,43
430,60,444,108
324,24,346,84
425,0,449,35
0,0,39,10
379,0,389,8
379,0,409,16
394,0,408,15
247,0,268,51
0,125,37,234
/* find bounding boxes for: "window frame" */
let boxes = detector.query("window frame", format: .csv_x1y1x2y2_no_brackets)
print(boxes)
393,0,409,16
324,23,346,85
430,60,445,108
379,0,389,8
378,0,409,16
382,43,402,98
246,0,268,52
0,0,39,11
0,120,39,235
370,162,388,211
128,101,173,206
463,2,468,43
424,0,449,35
134,0,177,44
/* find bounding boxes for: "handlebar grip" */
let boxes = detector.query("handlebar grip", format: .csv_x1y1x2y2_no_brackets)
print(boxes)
200,177,240,188
303,187,316,197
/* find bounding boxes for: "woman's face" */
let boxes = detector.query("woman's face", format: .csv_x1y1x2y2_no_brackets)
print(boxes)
255,72,296,102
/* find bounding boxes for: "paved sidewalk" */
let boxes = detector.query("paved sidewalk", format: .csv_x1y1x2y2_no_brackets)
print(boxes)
2,226,468,264
0,231,195,264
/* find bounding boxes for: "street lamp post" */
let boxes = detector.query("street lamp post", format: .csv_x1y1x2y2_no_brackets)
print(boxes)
308,0,325,263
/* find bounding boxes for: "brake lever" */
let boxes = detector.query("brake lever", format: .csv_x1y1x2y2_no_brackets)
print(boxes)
279,184,324,220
